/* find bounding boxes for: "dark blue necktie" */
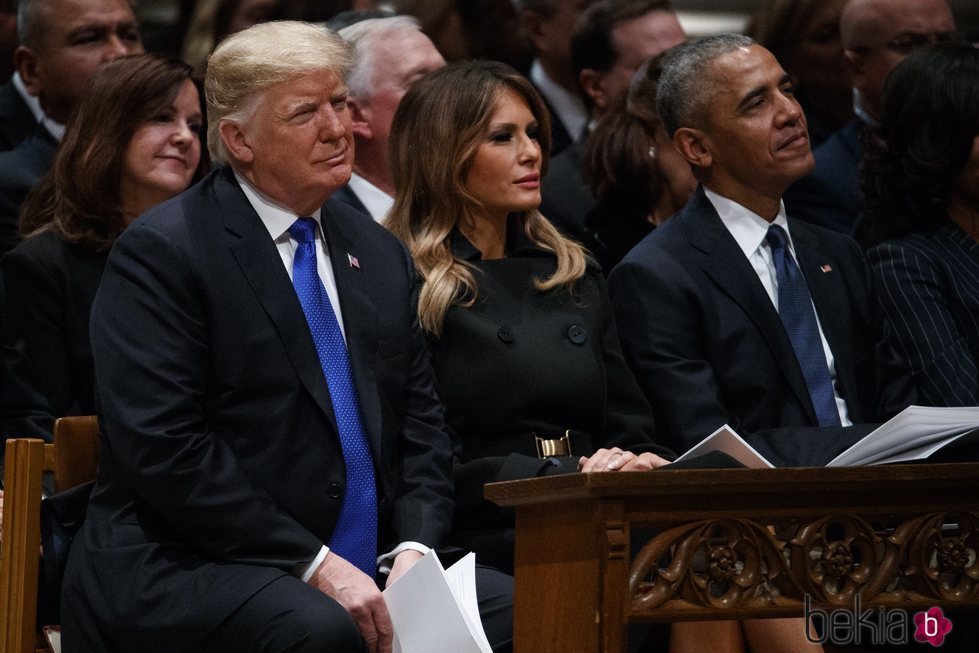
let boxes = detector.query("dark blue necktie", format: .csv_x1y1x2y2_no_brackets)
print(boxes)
288,217,378,575
766,224,841,427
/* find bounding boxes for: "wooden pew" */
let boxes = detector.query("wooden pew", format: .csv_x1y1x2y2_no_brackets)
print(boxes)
485,463,979,652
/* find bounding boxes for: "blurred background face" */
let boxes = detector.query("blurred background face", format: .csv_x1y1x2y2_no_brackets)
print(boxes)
843,0,956,118
531,0,595,67
120,79,202,216
362,29,445,154
23,0,143,123
224,0,281,36
465,89,543,223
789,0,850,121
585,10,685,114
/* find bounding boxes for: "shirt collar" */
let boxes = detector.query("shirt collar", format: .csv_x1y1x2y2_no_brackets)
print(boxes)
233,168,323,241
40,115,66,142
529,59,587,143
347,172,394,222
704,187,791,259
12,72,44,124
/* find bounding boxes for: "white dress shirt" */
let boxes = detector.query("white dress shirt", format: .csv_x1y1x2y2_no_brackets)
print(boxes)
12,72,65,141
704,188,851,426
235,171,427,578
347,172,394,223
530,59,588,143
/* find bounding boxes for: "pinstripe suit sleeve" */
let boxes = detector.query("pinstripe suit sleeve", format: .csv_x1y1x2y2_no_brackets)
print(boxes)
869,240,979,406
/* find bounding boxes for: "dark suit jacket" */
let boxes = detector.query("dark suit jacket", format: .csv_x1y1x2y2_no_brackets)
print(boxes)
608,187,915,467
331,183,370,217
0,126,57,255
540,140,595,242
61,167,454,652
869,222,979,407
0,80,38,152
784,119,863,234
0,230,106,443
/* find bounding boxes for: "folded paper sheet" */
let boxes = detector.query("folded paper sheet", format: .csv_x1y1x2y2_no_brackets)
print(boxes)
383,550,492,653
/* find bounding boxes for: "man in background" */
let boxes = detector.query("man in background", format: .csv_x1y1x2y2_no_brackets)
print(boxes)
333,15,445,221
541,0,684,241
513,0,595,156
0,0,142,253
785,0,957,233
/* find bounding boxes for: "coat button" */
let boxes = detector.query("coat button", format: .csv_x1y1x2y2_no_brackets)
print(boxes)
567,325,587,344
328,482,343,499
497,326,514,343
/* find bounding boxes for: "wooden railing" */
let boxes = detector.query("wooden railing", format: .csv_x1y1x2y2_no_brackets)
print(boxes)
485,463,979,652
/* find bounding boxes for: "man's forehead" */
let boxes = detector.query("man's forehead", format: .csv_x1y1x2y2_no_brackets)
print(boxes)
272,69,346,102
707,46,778,92
844,0,954,44
46,0,135,26
611,9,685,57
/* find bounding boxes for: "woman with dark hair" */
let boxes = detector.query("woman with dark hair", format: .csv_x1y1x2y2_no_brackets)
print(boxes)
386,60,673,575
745,0,851,146
580,53,695,272
0,53,206,443
861,42,979,407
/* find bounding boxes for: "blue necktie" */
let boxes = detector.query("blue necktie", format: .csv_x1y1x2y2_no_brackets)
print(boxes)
766,224,841,427
288,217,378,575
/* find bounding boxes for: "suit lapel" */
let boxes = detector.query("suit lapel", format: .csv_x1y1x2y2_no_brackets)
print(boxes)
218,169,340,429
682,188,817,422
319,202,383,455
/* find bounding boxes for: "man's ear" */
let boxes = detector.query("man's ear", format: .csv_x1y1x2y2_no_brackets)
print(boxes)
347,98,372,140
219,119,253,164
15,46,42,97
578,68,607,112
673,127,712,169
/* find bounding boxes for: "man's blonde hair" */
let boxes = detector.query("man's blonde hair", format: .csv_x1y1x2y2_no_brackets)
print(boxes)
205,20,354,164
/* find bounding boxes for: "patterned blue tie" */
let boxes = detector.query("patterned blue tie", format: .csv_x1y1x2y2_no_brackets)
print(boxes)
288,217,378,575
766,224,842,427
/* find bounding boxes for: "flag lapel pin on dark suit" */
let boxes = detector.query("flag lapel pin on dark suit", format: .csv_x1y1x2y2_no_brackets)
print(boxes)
348,253,360,269
820,264,833,273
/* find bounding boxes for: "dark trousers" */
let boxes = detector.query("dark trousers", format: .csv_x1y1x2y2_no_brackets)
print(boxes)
194,563,514,653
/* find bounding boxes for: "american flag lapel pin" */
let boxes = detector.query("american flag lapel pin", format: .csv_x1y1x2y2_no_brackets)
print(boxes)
820,264,833,273
347,253,360,269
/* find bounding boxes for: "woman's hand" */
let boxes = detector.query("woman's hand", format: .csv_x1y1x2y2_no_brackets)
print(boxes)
578,447,671,473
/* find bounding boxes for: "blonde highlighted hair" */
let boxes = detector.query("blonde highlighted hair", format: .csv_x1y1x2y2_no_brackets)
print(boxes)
204,20,353,164
386,60,587,336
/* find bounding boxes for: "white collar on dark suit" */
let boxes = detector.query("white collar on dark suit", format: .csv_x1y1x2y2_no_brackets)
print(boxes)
704,187,851,426
347,172,393,223
233,168,347,342
233,168,429,575
530,59,587,144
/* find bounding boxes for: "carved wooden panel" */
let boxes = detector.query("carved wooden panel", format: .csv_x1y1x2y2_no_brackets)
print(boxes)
628,513,979,617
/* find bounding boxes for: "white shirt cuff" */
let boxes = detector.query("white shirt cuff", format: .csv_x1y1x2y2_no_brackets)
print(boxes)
299,545,330,583
377,541,429,575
